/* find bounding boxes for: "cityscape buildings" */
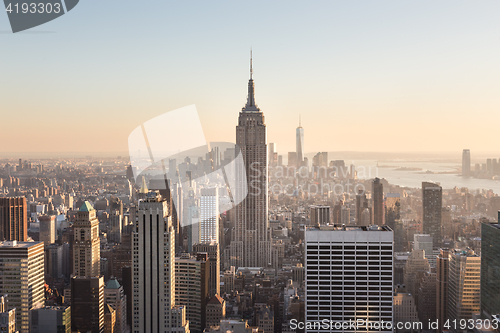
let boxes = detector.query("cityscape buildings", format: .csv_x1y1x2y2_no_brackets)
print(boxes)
0,241,45,333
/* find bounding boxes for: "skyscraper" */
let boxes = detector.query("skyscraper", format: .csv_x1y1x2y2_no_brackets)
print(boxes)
296,116,304,167
230,54,271,268
71,276,105,333
0,295,16,333
39,214,56,246
372,178,384,225
73,201,100,277
200,188,219,244
304,225,393,332
480,222,500,320
105,277,127,333
422,182,442,249
309,205,330,226
0,197,27,241
0,241,45,333
436,249,450,332
175,253,209,333
448,249,481,326
132,192,189,333
462,149,471,177
193,242,220,298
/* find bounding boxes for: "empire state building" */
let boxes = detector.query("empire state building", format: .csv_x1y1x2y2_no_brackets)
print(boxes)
229,55,271,268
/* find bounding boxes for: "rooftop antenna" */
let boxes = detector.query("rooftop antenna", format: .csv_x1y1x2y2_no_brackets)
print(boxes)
250,48,253,80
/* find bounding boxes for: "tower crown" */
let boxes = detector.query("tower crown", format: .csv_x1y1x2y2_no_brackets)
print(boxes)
242,50,260,112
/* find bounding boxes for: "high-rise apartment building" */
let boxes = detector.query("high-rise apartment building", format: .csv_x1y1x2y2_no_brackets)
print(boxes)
481,222,500,320
229,56,271,268
422,182,442,249
0,197,27,241
193,242,220,298
175,253,210,333
39,214,56,245
200,188,219,244
132,192,189,333
0,241,45,333
73,201,100,277
304,225,393,333
71,276,105,333
462,149,471,177
448,249,481,328
309,205,330,226
296,117,304,167
436,249,450,332
372,178,384,226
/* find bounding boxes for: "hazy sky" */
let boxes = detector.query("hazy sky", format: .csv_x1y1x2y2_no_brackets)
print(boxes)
1,0,500,156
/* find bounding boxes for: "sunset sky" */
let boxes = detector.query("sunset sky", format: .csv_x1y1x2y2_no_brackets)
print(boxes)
1,0,500,156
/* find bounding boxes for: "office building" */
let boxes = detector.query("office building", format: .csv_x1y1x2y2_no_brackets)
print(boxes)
413,234,435,267
30,306,71,333
296,117,304,167
71,276,105,333
422,182,442,249
393,286,418,333
462,149,471,177
193,242,220,298
385,193,400,230
73,201,100,277
309,205,330,226
268,143,277,166
403,249,430,297
372,178,384,226
205,295,226,329
416,269,437,323
355,189,368,224
448,249,481,328
436,249,450,332
0,197,27,241
175,253,209,333
0,295,16,333
39,214,56,245
104,304,116,333
229,55,271,268
200,188,219,244
481,222,500,319
132,192,189,333
0,241,45,333
304,225,393,333
105,278,127,333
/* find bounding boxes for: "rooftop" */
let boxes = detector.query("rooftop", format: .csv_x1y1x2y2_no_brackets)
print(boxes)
79,201,95,212
307,225,392,232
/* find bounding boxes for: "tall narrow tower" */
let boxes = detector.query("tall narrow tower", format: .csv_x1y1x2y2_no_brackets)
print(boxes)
73,201,100,277
232,53,271,268
296,116,304,167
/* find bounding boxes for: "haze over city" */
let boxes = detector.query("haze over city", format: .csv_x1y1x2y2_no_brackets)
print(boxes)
2,0,500,155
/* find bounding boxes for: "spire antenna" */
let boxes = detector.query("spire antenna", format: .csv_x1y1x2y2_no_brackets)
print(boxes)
299,114,301,127
250,48,253,80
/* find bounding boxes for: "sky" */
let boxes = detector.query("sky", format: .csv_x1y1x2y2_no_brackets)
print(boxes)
1,0,500,157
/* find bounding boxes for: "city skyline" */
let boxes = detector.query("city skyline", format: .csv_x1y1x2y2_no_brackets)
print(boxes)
2,1,500,154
